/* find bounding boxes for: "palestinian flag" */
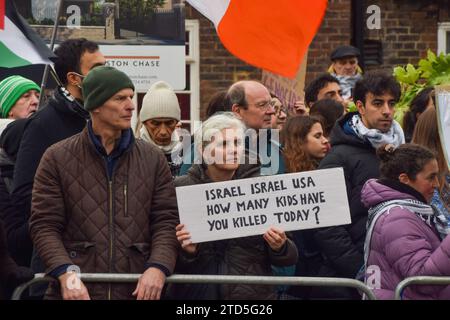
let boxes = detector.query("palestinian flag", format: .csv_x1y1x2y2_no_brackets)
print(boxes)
0,0,55,68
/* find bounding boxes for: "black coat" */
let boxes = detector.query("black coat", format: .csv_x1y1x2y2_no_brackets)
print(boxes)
0,119,28,266
0,217,34,300
0,218,18,299
7,88,88,266
290,112,380,299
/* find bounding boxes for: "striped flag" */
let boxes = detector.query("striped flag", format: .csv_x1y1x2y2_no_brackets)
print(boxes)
0,0,5,30
186,0,327,78
0,1,55,68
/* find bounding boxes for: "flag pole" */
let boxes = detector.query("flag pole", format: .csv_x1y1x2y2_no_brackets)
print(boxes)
38,0,64,107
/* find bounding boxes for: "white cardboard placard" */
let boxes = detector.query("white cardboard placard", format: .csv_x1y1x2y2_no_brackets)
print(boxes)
176,167,351,243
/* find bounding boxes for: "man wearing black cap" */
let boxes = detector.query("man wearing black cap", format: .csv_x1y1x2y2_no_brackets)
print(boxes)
29,66,179,300
328,45,363,99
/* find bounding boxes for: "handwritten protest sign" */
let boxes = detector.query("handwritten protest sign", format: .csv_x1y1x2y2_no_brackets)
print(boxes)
435,85,450,170
176,168,351,243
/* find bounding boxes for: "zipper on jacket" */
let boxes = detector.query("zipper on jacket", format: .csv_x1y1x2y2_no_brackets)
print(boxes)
123,184,128,217
108,180,113,300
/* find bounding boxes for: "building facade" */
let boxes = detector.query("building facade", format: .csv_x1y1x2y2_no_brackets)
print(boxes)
185,0,450,121
13,0,450,129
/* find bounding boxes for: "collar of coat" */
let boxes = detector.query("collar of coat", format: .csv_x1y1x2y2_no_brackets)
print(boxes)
87,121,134,159
378,178,427,204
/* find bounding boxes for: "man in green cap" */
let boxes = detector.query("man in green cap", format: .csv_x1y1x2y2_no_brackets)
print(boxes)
0,75,40,136
0,75,40,120
29,66,179,300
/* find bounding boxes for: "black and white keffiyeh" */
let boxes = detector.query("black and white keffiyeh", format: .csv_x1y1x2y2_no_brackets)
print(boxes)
349,114,405,149
364,199,449,268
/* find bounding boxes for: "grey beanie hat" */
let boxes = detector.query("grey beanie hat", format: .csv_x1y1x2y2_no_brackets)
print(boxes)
140,81,181,122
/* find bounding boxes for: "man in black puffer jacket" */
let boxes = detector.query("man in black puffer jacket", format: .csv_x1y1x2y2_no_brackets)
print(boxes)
0,218,34,299
0,119,27,266
289,71,404,299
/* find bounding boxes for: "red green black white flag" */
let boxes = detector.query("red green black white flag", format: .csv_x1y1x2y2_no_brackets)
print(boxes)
0,1,55,68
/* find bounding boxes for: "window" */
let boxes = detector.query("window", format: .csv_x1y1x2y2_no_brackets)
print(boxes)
179,19,200,134
363,39,383,66
438,22,450,54
136,19,200,134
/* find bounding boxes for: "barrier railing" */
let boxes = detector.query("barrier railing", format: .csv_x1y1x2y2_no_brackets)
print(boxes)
394,276,450,300
12,273,376,300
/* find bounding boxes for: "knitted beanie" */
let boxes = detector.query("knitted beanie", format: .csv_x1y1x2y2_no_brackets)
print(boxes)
0,76,40,118
82,66,135,111
140,81,180,122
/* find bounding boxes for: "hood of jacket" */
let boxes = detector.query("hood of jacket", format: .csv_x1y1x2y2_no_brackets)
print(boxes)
361,178,425,209
0,118,28,161
329,111,372,150
44,87,90,121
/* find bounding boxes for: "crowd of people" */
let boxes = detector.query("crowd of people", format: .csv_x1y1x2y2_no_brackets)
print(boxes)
0,39,449,300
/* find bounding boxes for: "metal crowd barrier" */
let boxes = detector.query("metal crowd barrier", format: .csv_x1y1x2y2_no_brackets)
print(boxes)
394,276,450,300
12,273,377,300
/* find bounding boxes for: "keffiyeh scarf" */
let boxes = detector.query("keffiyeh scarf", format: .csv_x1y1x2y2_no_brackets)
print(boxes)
350,114,405,149
364,199,449,269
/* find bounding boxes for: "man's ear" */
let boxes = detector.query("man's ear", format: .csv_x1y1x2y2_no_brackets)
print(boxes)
356,100,365,115
398,173,410,185
231,104,241,116
66,72,79,87
331,61,337,70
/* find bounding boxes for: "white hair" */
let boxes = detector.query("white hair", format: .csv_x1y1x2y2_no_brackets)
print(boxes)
194,112,245,149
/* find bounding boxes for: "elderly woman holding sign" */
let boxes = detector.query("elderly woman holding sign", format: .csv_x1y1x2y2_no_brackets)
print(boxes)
167,112,298,300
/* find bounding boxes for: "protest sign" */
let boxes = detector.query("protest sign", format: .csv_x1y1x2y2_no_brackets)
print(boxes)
261,53,307,113
435,85,450,170
176,167,351,243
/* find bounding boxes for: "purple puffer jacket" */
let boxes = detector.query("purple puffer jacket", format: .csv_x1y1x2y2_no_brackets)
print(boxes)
361,179,450,300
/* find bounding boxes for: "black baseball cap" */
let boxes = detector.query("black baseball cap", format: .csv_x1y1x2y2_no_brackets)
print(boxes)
330,45,360,60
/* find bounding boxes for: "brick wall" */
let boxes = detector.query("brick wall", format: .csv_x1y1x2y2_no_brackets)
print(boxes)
186,5,261,120
306,0,353,84
186,1,448,117
364,0,440,73
185,0,353,117
32,26,107,41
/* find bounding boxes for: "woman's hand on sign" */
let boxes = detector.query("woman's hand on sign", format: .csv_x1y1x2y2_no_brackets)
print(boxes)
263,227,287,252
176,223,198,254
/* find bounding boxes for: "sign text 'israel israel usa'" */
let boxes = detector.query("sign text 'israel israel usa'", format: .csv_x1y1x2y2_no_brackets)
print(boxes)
176,167,351,243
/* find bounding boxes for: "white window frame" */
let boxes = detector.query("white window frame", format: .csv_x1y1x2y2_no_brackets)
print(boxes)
178,19,200,134
438,22,450,55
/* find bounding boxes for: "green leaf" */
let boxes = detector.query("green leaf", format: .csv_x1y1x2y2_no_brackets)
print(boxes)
427,50,437,63
347,101,357,113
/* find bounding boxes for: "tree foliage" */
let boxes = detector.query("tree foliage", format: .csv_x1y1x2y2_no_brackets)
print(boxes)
393,50,450,123
115,0,166,20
